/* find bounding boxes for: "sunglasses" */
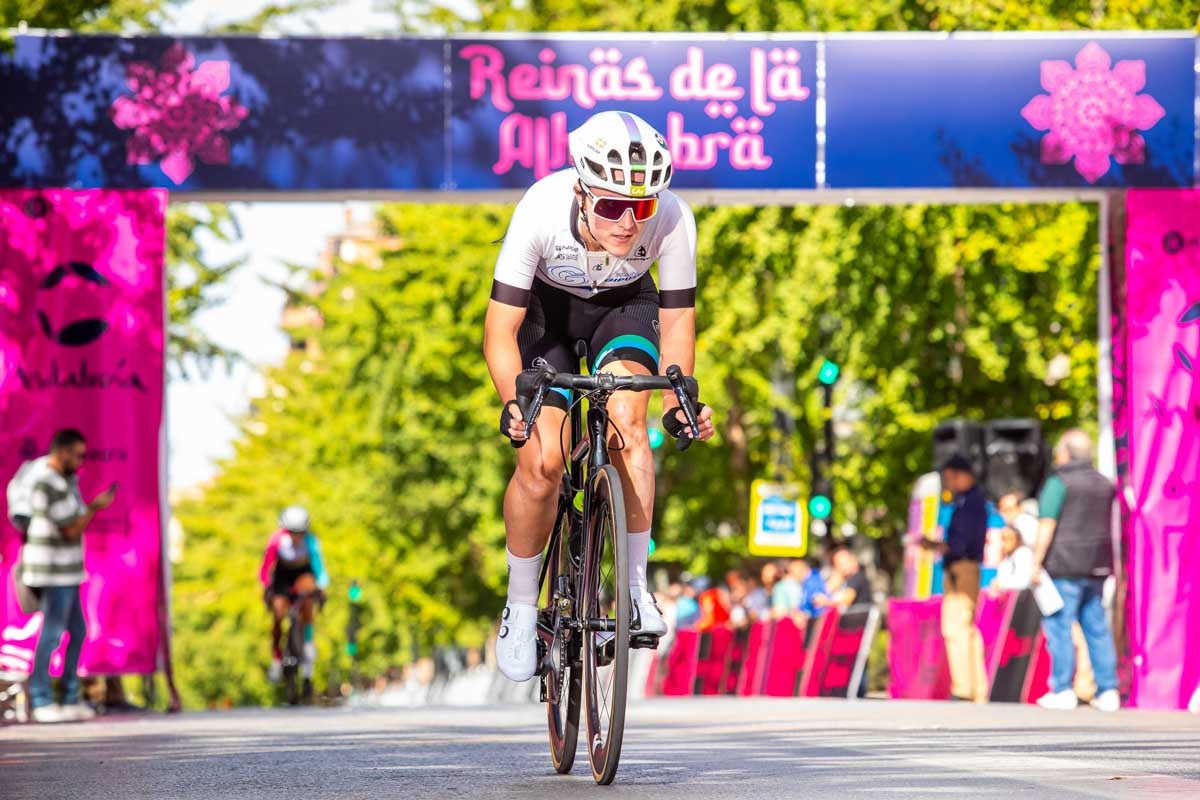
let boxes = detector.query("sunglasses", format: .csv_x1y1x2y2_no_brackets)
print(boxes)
582,185,659,223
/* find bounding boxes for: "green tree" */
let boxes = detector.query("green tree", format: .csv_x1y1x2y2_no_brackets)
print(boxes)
172,204,513,707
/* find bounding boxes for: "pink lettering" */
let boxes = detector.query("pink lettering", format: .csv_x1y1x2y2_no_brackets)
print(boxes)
494,112,569,178
668,47,744,102
750,47,811,117
667,112,772,171
667,111,729,170
460,44,512,113
462,46,665,113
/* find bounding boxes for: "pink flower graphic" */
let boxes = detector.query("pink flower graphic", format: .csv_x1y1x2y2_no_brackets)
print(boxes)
1020,41,1165,184
110,43,248,185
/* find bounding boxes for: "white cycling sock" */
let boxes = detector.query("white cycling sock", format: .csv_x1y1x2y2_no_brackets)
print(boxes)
506,547,543,607
628,530,651,593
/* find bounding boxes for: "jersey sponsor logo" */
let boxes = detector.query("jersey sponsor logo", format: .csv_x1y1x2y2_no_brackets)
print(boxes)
547,264,588,285
634,245,647,258
604,272,642,284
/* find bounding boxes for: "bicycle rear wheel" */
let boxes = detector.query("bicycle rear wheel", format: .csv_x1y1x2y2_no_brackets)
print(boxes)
543,507,582,774
582,464,629,785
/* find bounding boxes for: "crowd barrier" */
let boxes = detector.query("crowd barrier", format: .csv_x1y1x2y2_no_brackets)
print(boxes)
888,590,1051,703
645,605,881,700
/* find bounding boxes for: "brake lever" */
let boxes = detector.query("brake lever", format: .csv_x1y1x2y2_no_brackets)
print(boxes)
665,365,701,451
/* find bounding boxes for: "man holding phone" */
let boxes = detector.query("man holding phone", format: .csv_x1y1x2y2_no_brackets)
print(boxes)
21,428,115,723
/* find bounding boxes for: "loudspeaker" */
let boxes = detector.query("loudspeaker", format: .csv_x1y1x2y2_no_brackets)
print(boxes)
982,418,1047,501
932,419,986,478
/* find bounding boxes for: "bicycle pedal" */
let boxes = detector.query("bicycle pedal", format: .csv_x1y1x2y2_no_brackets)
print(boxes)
630,634,660,650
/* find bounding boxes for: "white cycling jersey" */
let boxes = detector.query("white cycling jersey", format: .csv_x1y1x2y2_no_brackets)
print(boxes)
490,169,698,309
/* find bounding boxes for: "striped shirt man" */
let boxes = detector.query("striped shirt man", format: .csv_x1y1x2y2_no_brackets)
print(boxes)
21,460,86,588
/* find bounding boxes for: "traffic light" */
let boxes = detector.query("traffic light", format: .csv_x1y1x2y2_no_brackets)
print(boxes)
808,494,832,520
347,580,363,603
817,359,840,386
809,477,832,521
346,579,363,659
648,426,665,450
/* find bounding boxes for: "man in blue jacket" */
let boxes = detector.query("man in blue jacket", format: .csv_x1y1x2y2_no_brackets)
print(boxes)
933,454,990,703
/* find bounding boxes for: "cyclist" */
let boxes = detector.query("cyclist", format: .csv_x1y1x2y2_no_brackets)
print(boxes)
260,505,329,688
483,110,716,682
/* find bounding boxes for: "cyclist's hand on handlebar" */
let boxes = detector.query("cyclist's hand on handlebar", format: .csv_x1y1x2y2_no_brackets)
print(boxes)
663,402,714,442
500,399,529,448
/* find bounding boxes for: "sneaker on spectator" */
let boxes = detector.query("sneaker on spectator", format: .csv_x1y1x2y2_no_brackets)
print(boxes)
32,704,67,724
1037,689,1078,710
61,703,96,722
1090,689,1120,713
268,658,283,683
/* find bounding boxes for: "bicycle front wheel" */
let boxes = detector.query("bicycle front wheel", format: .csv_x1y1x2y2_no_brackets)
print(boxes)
582,464,630,785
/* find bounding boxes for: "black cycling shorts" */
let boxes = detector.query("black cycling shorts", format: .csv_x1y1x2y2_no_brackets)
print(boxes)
517,274,661,411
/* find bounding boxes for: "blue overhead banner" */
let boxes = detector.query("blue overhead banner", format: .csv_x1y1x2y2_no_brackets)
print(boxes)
448,37,818,190
0,35,445,191
825,35,1196,188
0,33,1196,193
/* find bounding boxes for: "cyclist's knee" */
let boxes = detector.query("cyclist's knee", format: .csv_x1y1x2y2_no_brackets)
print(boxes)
608,402,648,449
515,456,561,499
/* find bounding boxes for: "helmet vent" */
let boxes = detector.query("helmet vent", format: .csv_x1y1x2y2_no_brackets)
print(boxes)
612,168,625,184
653,152,664,167
651,169,661,186
584,157,607,181
606,149,623,165
628,143,646,165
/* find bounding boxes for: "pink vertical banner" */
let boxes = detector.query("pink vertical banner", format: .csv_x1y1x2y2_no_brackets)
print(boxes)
886,597,951,700
1123,189,1200,710
0,189,167,676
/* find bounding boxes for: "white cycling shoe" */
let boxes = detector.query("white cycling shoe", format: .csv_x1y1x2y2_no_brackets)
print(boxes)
632,588,667,636
497,603,539,682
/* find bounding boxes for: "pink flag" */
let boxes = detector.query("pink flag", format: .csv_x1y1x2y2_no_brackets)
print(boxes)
0,189,167,676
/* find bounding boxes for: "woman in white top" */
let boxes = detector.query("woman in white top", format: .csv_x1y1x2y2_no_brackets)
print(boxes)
992,526,1035,591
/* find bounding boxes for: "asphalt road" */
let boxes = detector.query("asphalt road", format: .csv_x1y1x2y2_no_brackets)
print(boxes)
3,697,1199,800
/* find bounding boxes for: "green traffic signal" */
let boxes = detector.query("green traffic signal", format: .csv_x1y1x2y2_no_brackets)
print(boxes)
648,426,665,450
817,360,841,386
348,581,363,603
808,494,832,520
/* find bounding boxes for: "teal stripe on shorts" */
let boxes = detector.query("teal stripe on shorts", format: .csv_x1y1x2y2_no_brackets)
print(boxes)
592,334,659,369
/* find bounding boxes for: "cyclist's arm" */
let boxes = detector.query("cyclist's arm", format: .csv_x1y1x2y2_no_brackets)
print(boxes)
307,533,330,591
484,189,542,403
656,196,698,412
484,300,527,404
259,530,282,589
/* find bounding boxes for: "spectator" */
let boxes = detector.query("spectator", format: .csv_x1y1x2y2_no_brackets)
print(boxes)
725,570,752,629
802,558,830,614
934,454,989,704
742,570,770,622
770,559,803,620
819,546,871,610
695,577,731,632
674,576,701,629
1033,429,1120,713
998,492,1039,548
21,429,116,724
990,525,1035,591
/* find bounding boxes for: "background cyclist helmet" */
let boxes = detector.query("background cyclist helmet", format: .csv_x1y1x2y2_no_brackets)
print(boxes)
279,505,310,533
568,111,673,199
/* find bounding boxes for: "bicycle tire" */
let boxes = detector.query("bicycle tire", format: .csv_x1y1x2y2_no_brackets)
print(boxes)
284,611,305,706
582,464,629,785
544,508,582,774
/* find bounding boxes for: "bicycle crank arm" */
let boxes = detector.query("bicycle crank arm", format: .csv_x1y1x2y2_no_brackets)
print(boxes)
584,618,617,632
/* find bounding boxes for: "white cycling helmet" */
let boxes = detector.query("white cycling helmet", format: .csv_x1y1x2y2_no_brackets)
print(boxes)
568,111,673,198
279,505,310,533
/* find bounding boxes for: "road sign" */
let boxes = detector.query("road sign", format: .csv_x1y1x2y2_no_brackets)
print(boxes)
748,480,809,557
